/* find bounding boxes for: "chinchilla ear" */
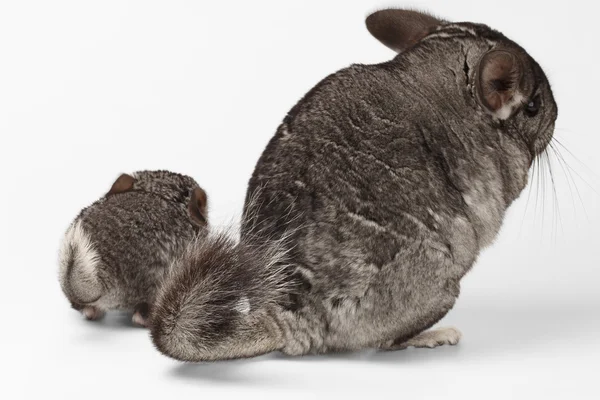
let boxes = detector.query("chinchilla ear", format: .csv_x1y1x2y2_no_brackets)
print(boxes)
107,173,135,195
365,9,445,53
475,50,524,119
188,187,208,226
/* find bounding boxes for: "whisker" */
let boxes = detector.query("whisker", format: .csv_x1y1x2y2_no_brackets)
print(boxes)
552,134,600,195
545,149,562,242
533,154,542,228
553,132,600,181
557,149,599,197
519,157,536,236
542,150,548,233
549,143,577,214
550,141,590,221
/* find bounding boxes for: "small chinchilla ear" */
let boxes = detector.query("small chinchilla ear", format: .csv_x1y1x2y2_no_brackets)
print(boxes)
475,50,524,119
365,9,445,53
107,173,135,195
188,187,208,226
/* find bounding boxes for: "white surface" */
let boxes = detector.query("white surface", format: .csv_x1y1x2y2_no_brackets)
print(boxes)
1,1,599,399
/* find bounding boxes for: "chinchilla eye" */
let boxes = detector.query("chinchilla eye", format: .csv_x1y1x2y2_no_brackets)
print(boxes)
524,95,541,117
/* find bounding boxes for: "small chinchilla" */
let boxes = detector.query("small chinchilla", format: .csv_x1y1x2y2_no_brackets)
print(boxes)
58,170,208,327
150,9,558,360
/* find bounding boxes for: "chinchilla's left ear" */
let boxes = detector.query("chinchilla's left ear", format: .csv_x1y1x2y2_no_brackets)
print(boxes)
107,173,135,195
365,9,446,53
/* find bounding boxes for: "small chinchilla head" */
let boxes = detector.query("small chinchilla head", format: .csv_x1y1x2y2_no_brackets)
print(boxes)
59,170,209,323
108,170,208,225
366,9,558,161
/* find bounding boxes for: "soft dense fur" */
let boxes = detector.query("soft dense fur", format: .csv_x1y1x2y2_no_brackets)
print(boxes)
59,170,208,326
151,9,558,360
150,227,294,360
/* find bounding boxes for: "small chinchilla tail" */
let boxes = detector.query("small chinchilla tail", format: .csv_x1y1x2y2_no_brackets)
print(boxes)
149,227,293,362
58,221,104,306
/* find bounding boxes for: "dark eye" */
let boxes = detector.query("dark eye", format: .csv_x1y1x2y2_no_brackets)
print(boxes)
524,95,541,117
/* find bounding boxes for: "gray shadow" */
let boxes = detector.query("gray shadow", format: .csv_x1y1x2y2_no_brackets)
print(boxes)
168,354,285,387
72,310,139,331
167,300,600,387
71,311,150,344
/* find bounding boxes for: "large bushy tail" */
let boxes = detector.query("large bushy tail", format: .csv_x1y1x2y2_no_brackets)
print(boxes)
149,228,293,361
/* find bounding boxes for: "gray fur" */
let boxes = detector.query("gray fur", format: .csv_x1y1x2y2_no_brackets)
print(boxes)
59,170,208,326
150,227,293,360
150,10,558,360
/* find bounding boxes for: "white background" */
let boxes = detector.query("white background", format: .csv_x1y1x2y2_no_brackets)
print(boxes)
1,1,599,399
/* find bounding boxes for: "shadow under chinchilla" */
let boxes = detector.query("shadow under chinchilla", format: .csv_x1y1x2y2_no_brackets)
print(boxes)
370,299,599,364
168,299,598,386
168,354,285,387
73,311,140,331
166,348,464,389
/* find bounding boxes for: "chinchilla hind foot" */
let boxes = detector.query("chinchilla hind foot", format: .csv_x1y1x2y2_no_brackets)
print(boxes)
379,327,462,351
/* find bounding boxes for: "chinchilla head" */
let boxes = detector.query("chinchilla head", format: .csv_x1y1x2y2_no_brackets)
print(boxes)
366,9,558,161
109,170,208,224
59,170,208,314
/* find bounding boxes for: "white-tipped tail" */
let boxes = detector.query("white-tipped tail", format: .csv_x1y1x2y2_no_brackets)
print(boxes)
58,221,104,304
150,228,293,361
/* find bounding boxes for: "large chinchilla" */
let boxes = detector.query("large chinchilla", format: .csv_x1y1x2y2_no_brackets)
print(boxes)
150,9,558,361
